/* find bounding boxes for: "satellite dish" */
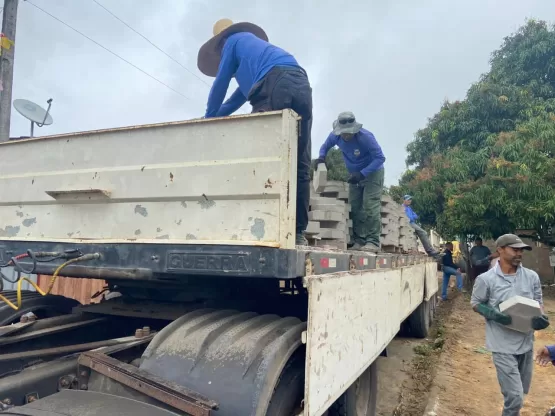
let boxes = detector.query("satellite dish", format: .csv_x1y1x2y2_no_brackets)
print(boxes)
13,98,54,137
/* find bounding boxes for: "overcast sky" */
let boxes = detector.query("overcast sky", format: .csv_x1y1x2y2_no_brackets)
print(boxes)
5,0,555,185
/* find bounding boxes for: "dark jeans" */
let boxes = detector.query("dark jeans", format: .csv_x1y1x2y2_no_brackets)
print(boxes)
248,66,313,234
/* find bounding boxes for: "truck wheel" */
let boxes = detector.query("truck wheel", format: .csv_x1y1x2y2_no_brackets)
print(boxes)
0,291,79,326
324,361,378,416
407,298,431,338
266,349,305,416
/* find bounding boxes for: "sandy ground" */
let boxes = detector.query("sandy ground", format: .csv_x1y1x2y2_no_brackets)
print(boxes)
376,338,423,415
425,290,555,416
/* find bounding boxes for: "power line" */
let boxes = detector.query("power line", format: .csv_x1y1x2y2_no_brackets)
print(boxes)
23,0,190,101
91,0,209,88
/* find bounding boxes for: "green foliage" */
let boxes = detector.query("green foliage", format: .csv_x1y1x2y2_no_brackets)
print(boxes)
310,148,349,181
399,20,555,241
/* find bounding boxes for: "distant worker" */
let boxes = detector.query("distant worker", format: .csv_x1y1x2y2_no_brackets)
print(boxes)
441,242,464,301
198,19,312,246
469,237,497,282
313,112,386,252
401,195,440,257
471,234,549,416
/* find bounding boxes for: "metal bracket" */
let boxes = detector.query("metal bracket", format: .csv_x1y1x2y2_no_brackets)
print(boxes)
78,351,218,416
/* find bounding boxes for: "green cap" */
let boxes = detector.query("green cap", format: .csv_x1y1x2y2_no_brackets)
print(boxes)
495,234,532,251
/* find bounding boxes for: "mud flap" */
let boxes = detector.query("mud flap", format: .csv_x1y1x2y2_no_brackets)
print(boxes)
139,309,306,416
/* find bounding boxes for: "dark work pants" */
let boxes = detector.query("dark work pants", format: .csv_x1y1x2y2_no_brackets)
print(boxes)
349,168,384,247
248,66,313,235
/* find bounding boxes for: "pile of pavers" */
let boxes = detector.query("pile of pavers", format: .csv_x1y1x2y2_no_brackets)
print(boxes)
381,195,418,252
306,181,352,250
307,164,418,252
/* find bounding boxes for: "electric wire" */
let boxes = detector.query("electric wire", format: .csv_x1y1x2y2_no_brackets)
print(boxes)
0,253,100,311
23,0,190,101
91,0,209,88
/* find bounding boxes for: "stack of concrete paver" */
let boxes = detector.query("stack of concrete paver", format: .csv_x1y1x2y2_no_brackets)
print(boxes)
307,164,418,252
306,181,352,250
381,194,418,252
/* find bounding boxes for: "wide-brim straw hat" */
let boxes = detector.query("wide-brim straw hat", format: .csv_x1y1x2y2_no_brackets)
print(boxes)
197,19,268,77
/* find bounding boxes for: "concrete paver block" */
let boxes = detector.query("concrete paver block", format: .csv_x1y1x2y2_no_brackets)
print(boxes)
310,204,347,214
499,295,542,333
313,164,328,193
309,210,345,222
319,229,345,239
305,221,321,235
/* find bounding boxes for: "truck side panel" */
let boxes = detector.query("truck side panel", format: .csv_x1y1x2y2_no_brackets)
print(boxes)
399,264,426,322
304,263,436,416
425,262,439,300
0,111,298,249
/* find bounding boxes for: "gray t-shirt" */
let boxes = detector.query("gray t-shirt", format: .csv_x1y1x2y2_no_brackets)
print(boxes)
470,245,491,266
470,262,542,354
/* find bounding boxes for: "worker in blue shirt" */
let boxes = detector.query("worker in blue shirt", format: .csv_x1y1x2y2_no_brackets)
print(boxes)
198,19,313,246
402,195,440,257
313,112,385,252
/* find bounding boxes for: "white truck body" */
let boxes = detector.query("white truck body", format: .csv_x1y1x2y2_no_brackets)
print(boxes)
0,110,438,416
0,111,298,248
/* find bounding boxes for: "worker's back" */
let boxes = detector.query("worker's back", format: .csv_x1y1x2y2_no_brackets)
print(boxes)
225,32,300,96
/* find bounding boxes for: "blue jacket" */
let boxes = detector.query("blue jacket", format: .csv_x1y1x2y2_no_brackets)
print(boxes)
404,205,418,223
318,128,385,176
205,33,301,118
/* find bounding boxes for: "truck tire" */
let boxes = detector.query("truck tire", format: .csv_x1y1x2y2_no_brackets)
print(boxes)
266,349,305,416
0,291,79,326
324,361,378,416
407,299,431,339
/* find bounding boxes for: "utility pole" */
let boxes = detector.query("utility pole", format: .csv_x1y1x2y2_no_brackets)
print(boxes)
0,0,19,142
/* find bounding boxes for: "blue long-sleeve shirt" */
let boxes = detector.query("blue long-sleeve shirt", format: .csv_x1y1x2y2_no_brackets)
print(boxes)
404,205,418,223
318,128,385,176
205,32,300,118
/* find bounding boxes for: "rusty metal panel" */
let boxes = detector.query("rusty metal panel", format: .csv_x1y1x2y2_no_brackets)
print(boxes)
0,110,298,249
399,264,426,322
37,274,105,305
303,268,405,416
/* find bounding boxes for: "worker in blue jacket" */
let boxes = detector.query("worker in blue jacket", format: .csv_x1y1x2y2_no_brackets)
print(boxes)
313,112,385,252
402,195,440,257
198,19,312,246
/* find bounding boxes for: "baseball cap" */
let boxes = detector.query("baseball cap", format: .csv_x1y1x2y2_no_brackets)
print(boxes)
495,234,532,251
403,195,412,201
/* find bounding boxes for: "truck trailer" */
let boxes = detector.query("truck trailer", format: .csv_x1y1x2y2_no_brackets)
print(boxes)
0,110,438,416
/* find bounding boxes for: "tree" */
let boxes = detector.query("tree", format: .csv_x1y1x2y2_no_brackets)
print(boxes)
311,148,349,181
395,20,555,242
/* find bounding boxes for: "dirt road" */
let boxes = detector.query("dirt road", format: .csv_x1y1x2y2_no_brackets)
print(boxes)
425,291,555,416
374,281,555,416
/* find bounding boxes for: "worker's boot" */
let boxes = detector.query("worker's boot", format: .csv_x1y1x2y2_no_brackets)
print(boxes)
350,243,379,253
296,233,308,246
360,244,380,253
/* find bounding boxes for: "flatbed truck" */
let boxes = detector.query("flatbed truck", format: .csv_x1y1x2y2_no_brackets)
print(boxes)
0,110,438,416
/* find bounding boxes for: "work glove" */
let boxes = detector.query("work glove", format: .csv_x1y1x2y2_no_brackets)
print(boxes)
532,314,550,331
312,158,326,171
476,304,512,326
347,172,364,184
